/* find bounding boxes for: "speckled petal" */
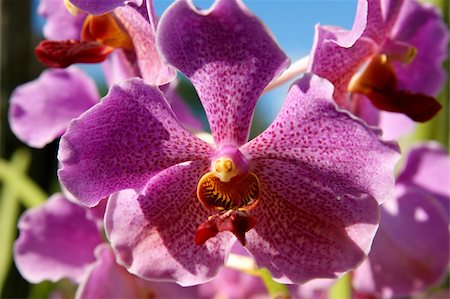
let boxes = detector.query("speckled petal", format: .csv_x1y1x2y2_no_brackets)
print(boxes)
353,186,449,297
157,0,289,146
38,0,86,40
243,74,400,204
113,6,176,86
397,142,450,214
70,0,143,15
105,161,234,286
309,25,376,107
58,78,213,207
14,194,103,283
76,244,197,299
390,0,448,96
245,159,380,284
9,67,99,148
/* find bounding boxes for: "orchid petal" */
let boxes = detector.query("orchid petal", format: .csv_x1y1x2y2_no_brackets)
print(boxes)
70,0,143,15
14,194,102,283
102,49,139,86
113,6,176,86
390,0,448,96
397,142,450,214
58,78,213,207
106,161,234,286
9,67,99,148
242,74,400,204
353,186,449,297
38,0,86,40
244,159,379,284
76,244,197,299
309,25,376,107
157,0,289,146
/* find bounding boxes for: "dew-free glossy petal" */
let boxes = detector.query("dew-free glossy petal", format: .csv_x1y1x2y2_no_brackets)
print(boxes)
390,0,448,96
58,78,213,207
157,0,289,146
70,0,143,15
38,0,86,40
9,67,99,148
397,142,450,213
14,194,103,283
245,159,380,284
243,74,400,204
113,6,176,86
106,162,234,286
353,186,449,297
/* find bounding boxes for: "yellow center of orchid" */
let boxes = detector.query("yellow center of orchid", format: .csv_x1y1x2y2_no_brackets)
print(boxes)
196,155,261,212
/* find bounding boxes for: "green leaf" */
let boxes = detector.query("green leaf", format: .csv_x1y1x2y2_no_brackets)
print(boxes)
0,148,31,295
328,274,352,299
0,155,47,208
257,268,290,299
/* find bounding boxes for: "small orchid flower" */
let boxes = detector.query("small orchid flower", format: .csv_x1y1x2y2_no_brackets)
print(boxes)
14,194,198,299
309,0,448,128
58,0,399,285
35,0,175,87
353,142,449,298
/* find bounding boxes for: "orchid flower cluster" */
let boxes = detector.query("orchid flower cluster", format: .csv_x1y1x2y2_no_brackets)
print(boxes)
3,0,449,298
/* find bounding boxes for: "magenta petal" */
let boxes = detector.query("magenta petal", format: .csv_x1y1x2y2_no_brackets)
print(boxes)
14,194,103,283
390,0,448,96
157,0,289,146
106,161,234,286
38,0,86,40
78,244,199,299
102,50,140,86
353,186,449,297
70,0,143,15
9,67,99,148
397,142,450,214
58,78,213,207
309,25,376,107
113,6,176,86
243,74,400,205
245,159,379,284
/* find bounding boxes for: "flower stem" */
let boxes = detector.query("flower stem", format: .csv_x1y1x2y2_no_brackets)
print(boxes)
264,55,310,92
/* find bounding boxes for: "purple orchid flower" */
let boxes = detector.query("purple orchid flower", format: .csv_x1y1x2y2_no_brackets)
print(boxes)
58,0,399,286
353,142,449,298
309,0,448,132
14,194,198,299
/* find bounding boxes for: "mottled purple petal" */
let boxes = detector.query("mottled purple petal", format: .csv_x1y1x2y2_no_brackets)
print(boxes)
14,194,103,283
157,0,289,147
397,142,450,214
353,186,449,297
309,24,376,107
106,162,234,286
58,78,213,207
38,0,86,40
77,244,198,299
390,0,448,96
70,0,143,15
113,6,176,86
244,159,380,284
243,74,400,204
9,67,99,148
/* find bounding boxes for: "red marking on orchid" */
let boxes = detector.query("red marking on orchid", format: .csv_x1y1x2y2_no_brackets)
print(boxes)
349,55,441,122
195,210,257,246
35,40,113,68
